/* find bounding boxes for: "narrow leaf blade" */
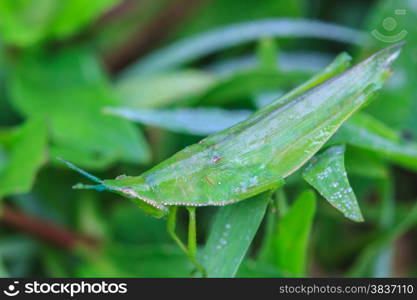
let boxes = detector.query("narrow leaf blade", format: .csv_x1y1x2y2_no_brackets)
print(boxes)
201,191,273,277
275,190,316,276
122,19,364,76
335,112,417,171
105,107,252,136
115,70,215,109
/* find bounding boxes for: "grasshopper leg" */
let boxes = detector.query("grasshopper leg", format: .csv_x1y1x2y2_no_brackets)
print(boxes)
167,206,206,277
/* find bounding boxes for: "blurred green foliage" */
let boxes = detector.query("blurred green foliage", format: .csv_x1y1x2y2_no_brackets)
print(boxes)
0,0,117,47
0,0,416,278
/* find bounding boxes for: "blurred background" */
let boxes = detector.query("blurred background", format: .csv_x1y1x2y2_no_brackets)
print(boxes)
0,0,416,277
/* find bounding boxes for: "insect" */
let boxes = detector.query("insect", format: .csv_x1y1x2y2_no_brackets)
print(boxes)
61,43,402,275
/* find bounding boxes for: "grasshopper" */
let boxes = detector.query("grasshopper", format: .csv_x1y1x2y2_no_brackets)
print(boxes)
61,43,402,275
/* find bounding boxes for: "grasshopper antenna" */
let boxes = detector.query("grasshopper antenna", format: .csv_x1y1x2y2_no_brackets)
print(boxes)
73,183,107,191
57,157,103,184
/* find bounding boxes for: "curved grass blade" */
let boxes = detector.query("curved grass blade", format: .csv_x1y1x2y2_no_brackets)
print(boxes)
104,107,252,136
274,190,316,276
201,190,273,277
115,70,215,109
303,145,363,222
208,51,333,77
334,112,417,171
122,19,365,76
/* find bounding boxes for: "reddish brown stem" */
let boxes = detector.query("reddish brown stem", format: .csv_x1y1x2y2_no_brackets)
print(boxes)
103,0,209,73
1,205,98,250
97,0,141,24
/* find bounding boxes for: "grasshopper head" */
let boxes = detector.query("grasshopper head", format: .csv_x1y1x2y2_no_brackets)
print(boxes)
103,176,168,218
59,158,167,218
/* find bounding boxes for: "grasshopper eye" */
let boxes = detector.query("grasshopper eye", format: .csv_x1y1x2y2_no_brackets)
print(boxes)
211,155,223,163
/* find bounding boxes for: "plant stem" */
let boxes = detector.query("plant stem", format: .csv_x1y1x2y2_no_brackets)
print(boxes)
0,205,98,250
103,0,209,73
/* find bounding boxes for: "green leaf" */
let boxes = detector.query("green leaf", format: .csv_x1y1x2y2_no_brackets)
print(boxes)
201,191,273,277
104,107,252,136
0,119,47,198
48,0,117,39
256,189,288,263
9,47,150,169
0,0,57,47
0,0,117,47
303,145,363,222
209,51,333,78
115,70,216,109
274,190,316,276
122,19,364,76
334,112,417,171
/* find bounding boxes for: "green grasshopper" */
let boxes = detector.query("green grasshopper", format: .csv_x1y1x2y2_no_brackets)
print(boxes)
61,43,402,274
